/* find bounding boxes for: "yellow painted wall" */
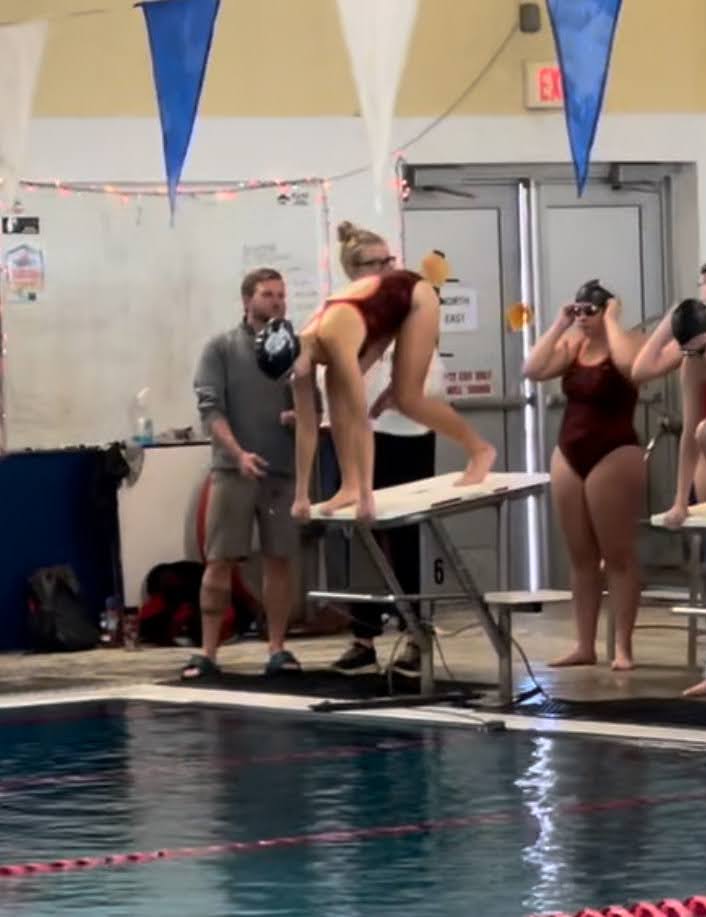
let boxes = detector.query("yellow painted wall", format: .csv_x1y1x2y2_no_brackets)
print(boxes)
3,0,706,116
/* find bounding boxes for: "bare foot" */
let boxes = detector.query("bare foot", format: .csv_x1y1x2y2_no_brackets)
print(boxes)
456,445,497,486
611,655,634,671
320,488,358,515
355,491,376,524
548,648,597,667
291,498,311,522
683,679,706,697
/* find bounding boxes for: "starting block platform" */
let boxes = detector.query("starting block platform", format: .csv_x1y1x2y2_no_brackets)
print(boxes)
650,506,706,668
306,472,552,703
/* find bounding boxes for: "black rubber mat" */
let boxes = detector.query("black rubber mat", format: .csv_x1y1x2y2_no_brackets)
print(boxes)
512,696,706,729
168,673,706,728
164,668,490,701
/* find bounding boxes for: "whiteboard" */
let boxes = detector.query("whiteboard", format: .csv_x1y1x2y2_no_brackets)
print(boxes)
0,183,329,450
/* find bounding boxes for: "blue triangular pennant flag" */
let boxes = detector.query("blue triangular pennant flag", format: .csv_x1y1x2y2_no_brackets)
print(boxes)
139,0,220,219
547,0,622,196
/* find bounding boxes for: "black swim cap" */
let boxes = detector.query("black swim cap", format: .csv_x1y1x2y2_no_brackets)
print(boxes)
574,279,613,308
671,298,706,346
254,318,300,380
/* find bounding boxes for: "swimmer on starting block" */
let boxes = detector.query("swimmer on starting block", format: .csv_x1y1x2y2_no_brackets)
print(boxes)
633,278,706,696
254,268,496,522
633,282,706,529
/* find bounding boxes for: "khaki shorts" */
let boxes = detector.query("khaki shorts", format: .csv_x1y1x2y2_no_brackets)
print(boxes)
204,471,298,561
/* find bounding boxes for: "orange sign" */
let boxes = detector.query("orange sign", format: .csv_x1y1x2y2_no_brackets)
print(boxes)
524,61,564,109
506,303,535,332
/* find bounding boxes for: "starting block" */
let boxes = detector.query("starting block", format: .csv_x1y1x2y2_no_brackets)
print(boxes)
306,472,551,703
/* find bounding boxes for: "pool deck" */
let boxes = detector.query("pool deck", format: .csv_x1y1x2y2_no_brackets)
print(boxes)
0,600,701,702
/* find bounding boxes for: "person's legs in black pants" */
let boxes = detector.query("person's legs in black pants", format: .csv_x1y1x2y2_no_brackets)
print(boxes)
376,432,436,675
331,430,436,675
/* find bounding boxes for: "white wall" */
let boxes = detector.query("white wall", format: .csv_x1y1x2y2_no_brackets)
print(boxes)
24,112,706,280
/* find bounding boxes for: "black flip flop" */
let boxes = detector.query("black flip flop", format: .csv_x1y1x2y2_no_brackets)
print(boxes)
180,654,222,681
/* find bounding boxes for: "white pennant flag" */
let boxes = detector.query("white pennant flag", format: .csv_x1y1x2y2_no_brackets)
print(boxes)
0,20,48,208
336,0,418,212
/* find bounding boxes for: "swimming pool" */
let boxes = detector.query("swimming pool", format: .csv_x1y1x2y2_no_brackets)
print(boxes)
1,696,705,917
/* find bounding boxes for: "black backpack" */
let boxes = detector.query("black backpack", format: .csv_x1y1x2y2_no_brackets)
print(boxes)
27,565,100,652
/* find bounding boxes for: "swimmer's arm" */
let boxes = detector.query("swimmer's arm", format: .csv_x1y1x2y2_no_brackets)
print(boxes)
632,308,682,384
673,358,704,510
522,317,576,381
331,351,374,496
292,372,319,504
603,308,646,378
282,377,322,427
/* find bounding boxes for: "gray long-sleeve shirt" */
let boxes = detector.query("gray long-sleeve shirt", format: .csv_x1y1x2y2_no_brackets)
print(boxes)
194,321,295,476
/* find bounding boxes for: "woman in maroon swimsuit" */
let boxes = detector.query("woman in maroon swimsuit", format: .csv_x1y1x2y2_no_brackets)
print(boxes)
524,280,646,670
255,268,496,522
632,267,706,530
632,273,706,696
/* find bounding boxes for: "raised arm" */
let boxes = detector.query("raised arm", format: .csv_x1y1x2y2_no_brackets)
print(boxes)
663,357,705,527
631,307,683,384
522,305,577,381
602,297,646,378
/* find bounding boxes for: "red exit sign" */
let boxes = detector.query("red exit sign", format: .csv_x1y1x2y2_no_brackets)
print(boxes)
524,61,564,109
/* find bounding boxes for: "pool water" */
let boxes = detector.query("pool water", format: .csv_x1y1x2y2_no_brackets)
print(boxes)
1,701,705,917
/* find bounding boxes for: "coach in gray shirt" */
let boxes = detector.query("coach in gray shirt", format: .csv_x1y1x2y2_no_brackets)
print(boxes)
182,267,301,680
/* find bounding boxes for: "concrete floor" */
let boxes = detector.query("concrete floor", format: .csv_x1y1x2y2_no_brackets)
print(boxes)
0,599,703,703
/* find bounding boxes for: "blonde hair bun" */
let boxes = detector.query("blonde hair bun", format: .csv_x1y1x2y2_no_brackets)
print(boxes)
337,220,359,245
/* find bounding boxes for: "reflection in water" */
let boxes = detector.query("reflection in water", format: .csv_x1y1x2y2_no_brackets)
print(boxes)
1,705,706,917
518,735,573,914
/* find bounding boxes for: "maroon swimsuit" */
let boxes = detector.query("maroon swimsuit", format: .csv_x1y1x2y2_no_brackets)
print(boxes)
558,354,639,479
325,269,422,350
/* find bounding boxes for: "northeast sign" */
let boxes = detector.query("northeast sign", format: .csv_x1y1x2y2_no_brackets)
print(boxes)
439,286,478,333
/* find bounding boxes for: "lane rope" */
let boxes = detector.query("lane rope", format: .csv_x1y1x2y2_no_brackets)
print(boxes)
2,787,706,879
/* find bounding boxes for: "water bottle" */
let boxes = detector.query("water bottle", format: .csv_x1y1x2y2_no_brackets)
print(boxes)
100,597,120,647
122,608,140,651
131,387,154,446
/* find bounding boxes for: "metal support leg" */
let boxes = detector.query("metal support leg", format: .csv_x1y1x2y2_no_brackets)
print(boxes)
427,517,505,660
605,606,616,665
428,516,513,700
427,516,502,656
495,606,513,705
418,624,434,693
417,523,435,692
355,525,434,694
687,533,702,668
497,502,510,591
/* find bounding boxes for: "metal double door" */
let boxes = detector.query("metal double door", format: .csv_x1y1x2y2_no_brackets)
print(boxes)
402,165,674,591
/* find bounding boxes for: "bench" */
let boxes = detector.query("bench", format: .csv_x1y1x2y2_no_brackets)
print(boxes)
670,605,706,668
483,590,572,704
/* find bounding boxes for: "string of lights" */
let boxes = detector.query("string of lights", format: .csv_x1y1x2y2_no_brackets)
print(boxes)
0,10,517,204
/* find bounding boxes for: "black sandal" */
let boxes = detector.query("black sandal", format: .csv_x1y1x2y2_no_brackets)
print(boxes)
180,654,222,681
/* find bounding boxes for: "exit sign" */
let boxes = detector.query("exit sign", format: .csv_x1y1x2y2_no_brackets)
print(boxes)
524,61,564,109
